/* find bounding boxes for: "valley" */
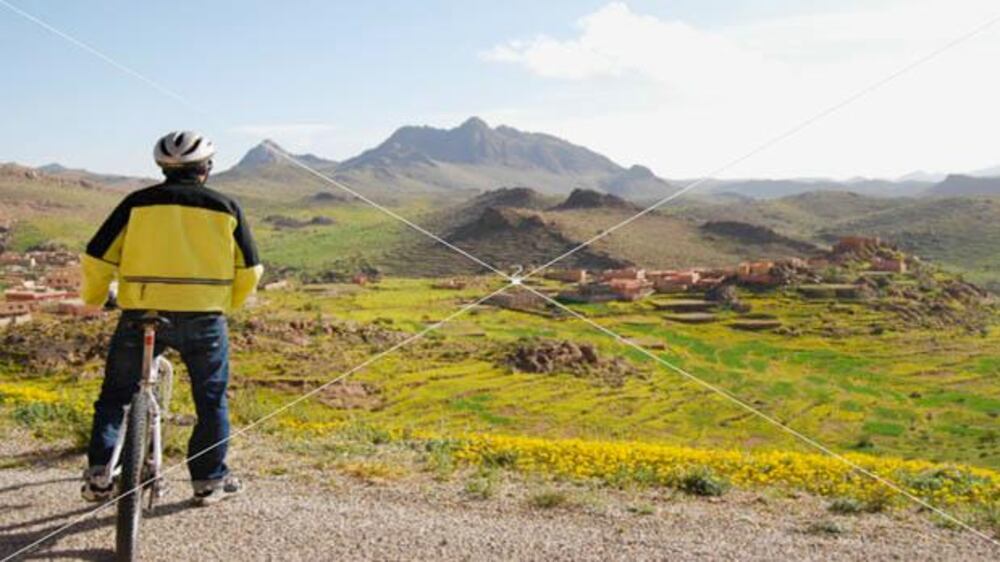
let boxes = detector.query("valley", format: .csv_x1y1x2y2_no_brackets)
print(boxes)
2,117,1000,545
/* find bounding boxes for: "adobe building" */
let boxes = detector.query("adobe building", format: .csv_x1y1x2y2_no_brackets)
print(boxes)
543,269,588,284
44,266,82,293
4,288,70,302
600,267,646,282
833,236,881,254
53,299,103,318
736,261,779,286
0,301,33,327
870,256,907,274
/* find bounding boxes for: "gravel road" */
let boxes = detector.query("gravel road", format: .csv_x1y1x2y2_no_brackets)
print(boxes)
2,459,997,561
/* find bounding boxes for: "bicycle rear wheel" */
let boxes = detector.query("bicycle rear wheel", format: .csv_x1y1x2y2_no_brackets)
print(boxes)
116,391,149,562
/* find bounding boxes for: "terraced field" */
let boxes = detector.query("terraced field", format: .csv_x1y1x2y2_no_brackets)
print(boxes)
4,278,998,470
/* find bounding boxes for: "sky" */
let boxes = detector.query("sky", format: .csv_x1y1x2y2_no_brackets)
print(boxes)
1,0,999,179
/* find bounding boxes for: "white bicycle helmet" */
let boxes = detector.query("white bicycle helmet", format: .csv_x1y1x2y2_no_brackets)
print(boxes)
154,131,216,168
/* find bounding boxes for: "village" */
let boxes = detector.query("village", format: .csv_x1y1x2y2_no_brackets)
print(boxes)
0,248,100,328
537,235,908,304
0,236,910,329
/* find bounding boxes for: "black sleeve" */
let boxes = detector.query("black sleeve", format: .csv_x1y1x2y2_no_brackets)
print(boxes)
85,194,134,263
232,203,260,268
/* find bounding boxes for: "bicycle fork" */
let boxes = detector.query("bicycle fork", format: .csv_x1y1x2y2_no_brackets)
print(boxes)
140,324,168,507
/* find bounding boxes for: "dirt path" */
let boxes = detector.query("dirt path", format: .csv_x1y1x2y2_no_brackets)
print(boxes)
2,460,997,562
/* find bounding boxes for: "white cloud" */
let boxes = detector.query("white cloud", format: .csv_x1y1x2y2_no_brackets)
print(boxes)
482,1,1000,179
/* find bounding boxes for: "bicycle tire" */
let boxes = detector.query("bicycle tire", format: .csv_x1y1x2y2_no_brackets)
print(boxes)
116,391,149,562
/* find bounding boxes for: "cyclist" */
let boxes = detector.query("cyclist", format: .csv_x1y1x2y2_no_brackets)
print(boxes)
79,131,263,506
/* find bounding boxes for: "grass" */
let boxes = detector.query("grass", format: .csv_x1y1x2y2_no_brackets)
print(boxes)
338,460,408,484
678,466,729,497
464,467,500,500
528,489,572,510
5,277,999,471
2,277,1000,533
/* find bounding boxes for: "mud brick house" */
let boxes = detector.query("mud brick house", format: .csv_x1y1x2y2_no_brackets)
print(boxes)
736,261,779,286
833,236,881,254
544,269,588,284
53,299,103,318
691,275,728,290
559,283,618,303
0,301,33,326
0,252,34,268
4,288,70,302
608,278,654,301
27,250,78,267
44,266,82,293
870,256,907,273
649,270,700,293
600,267,646,282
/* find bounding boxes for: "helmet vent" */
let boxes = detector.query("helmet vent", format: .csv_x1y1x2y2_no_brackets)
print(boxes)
182,138,202,156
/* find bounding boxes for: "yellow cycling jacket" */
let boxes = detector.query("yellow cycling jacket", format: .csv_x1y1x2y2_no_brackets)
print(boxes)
81,178,263,313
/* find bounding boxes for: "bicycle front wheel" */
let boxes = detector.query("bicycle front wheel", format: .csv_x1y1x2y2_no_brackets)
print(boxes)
116,391,149,562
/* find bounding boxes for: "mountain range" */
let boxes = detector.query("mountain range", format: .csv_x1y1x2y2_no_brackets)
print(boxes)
3,116,1000,290
220,117,678,201
24,116,1000,202
211,117,1000,202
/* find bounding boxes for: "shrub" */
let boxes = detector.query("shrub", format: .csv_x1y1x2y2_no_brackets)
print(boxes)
528,489,570,509
678,466,728,497
805,519,846,536
424,439,457,481
828,497,864,514
464,468,499,500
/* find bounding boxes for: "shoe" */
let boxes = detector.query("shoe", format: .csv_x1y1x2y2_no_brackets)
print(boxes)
192,475,243,507
81,466,114,502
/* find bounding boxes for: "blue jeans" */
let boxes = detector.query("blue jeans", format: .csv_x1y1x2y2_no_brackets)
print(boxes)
87,311,231,483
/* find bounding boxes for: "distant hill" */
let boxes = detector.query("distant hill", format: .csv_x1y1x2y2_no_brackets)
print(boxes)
552,188,635,211
817,196,1000,290
213,140,342,203
898,170,947,183
927,174,1000,197
970,164,1000,177
35,163,151,192
0,163,122,251
230,140,337,172
333,117,677,199
671,190,1000,291
381,186,820,277
700,178,930,199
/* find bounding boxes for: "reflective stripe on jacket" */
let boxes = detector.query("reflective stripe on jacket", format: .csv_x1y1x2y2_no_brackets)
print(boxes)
81,179,263,312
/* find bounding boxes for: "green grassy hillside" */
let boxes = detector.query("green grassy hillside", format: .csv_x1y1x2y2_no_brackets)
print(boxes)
3,278,998,472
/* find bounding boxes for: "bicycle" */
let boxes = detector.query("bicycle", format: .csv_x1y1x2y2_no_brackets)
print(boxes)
95,312,174,561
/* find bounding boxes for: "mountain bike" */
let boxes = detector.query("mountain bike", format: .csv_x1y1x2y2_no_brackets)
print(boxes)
98,312,174,561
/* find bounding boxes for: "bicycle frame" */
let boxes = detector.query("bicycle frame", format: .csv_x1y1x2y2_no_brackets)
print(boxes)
99,324,173,505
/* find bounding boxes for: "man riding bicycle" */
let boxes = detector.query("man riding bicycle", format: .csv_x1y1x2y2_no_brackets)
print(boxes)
80,131,263,506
